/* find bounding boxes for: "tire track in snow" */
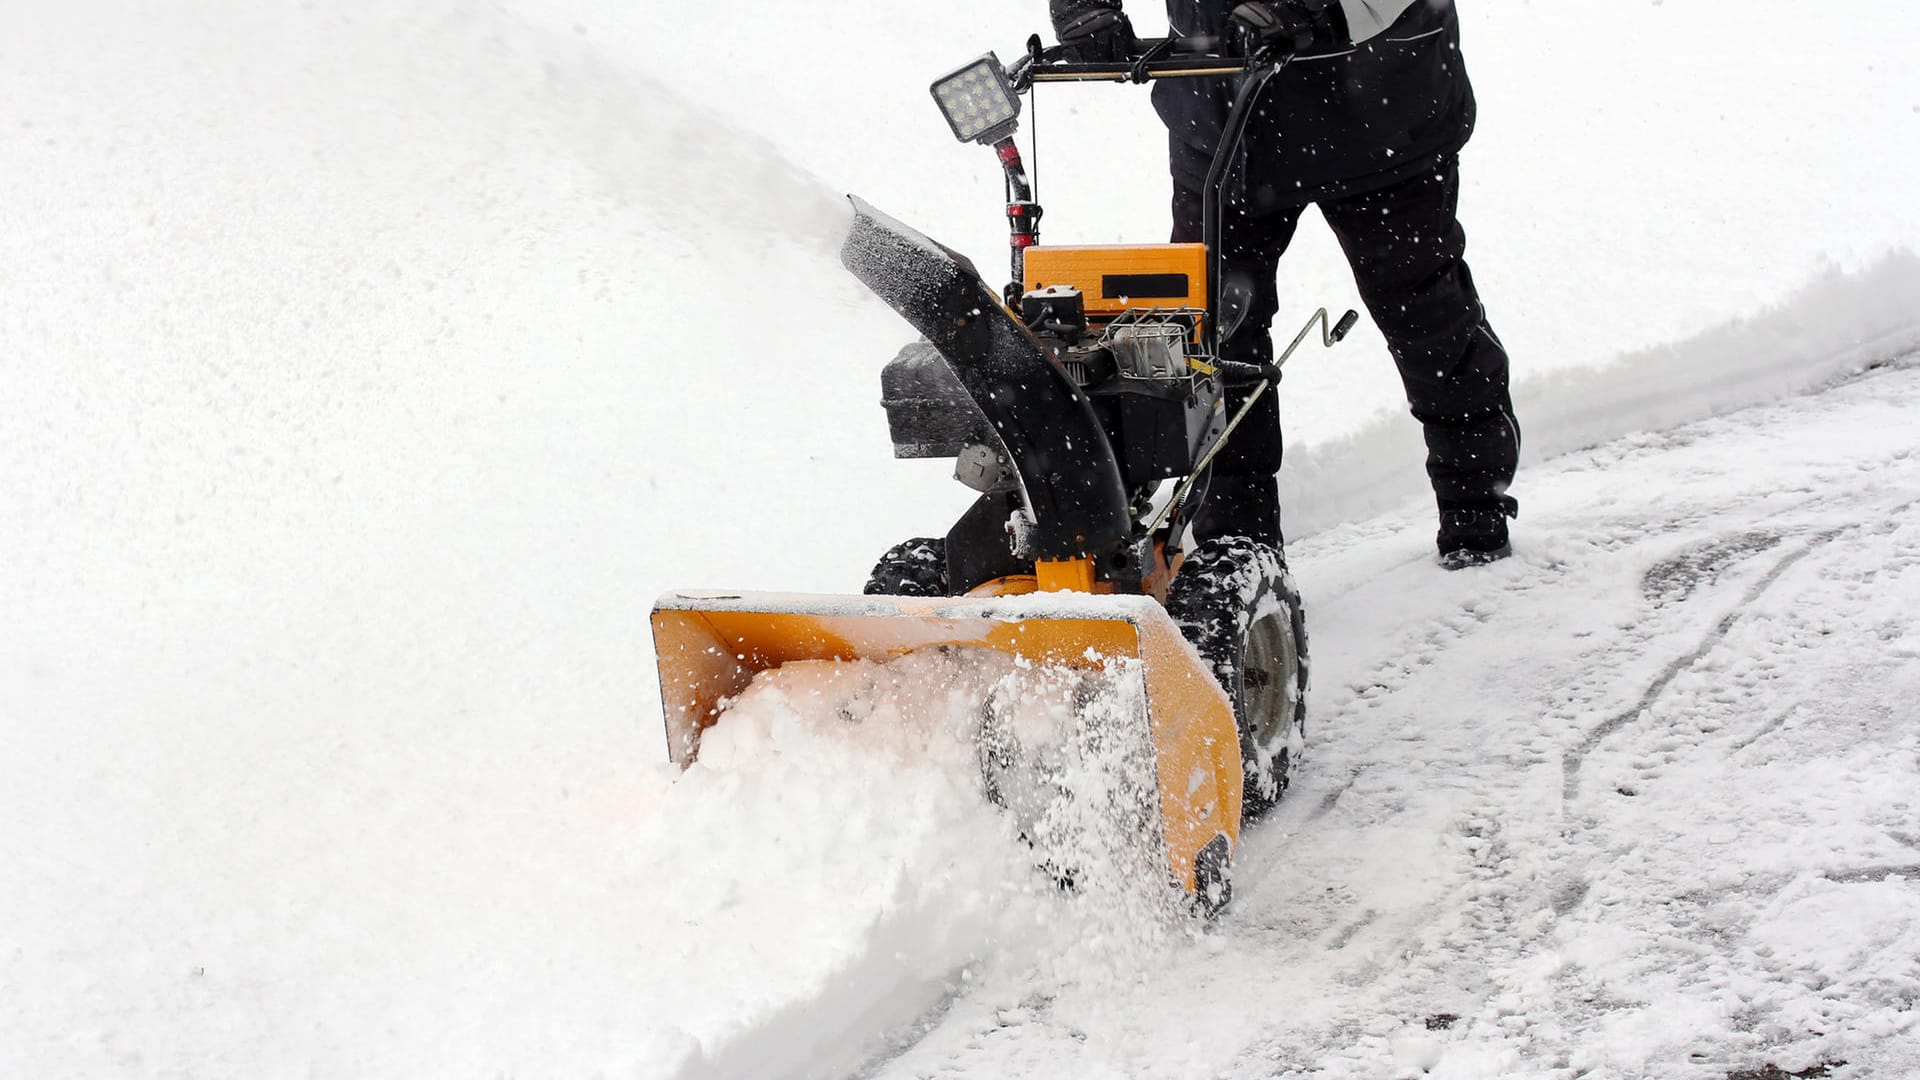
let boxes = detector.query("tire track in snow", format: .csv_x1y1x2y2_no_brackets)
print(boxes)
1561,528,1840,801
1231,370,1920,1078
1534,476,1920,1076
1562,499,1920,802
1223,504,1741,1066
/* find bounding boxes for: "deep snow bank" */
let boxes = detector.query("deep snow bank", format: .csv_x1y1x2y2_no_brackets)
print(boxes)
0,3,951,1076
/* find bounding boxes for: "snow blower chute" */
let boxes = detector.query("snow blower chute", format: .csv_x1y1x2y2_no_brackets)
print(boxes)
651,37,1356,913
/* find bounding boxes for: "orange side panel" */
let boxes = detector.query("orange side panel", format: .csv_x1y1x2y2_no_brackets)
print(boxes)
1022,243,1208,319
1133,609,1242,891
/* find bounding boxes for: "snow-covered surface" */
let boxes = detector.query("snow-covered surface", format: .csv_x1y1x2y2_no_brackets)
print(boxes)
869,356,1920,1080
616,649,1175,1080
4,0,1920,1077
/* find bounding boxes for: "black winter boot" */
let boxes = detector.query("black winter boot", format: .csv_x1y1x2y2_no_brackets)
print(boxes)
1436,496,1518,570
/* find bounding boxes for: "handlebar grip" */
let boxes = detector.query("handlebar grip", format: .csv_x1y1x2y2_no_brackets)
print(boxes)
1214,360,1283,385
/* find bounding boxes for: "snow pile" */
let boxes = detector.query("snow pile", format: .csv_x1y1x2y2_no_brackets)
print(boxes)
0,3,913,1076
633,646,1193,1077
628,650,1035,1079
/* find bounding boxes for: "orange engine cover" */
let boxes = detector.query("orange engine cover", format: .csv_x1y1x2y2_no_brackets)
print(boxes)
1022,243,1208,321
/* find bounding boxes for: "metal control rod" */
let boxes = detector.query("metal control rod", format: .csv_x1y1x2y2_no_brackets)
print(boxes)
1145,307,1358,536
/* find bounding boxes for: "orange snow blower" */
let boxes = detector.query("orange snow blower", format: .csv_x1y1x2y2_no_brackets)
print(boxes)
652,37,1355,913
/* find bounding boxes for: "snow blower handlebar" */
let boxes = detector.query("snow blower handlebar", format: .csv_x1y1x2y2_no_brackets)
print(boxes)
1008,34,1249,88
926,35,1282,321
999,36,1302,359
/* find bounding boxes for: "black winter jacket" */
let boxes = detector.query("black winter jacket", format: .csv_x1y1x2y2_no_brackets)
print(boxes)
1151,0,1476,206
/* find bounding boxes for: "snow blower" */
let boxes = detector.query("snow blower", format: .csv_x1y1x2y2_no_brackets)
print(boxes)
652,36,1356,914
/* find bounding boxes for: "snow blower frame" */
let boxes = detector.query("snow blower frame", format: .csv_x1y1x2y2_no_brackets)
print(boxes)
652,35,1356,915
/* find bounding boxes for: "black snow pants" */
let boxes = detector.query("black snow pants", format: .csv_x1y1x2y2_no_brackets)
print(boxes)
1177,157,1520,547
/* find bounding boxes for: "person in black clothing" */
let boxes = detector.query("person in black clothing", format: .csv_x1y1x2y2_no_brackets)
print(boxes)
1050,0,1521,567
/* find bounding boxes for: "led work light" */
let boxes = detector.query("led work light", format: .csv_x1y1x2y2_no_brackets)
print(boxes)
930,53,1022,145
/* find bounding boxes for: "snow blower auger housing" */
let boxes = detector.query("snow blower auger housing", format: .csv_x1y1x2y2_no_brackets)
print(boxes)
651,36,1357,916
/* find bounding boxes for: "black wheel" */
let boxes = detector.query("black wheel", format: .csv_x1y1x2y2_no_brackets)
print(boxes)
1166,536,1309,824
863,537,949,597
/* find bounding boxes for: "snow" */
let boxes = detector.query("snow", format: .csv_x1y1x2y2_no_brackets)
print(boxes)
633,649,1190,1080
617,652,1040,1080
868,362,1920,1079
3,0,1920,1077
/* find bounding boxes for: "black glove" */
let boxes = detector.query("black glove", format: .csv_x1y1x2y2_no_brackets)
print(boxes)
1049,0,1139,63
1227,0,1342,58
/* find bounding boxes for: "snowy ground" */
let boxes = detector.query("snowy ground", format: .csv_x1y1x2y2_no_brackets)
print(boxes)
860,356,1920,1080
3,1,1920,1078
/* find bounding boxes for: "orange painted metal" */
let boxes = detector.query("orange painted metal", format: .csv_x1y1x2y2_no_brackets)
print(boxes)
964,575,1039,598
1139,541,1183,606
1022,243,1208,320
1034,557,1098,593
650,590,1241,896
966,570,1117,598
